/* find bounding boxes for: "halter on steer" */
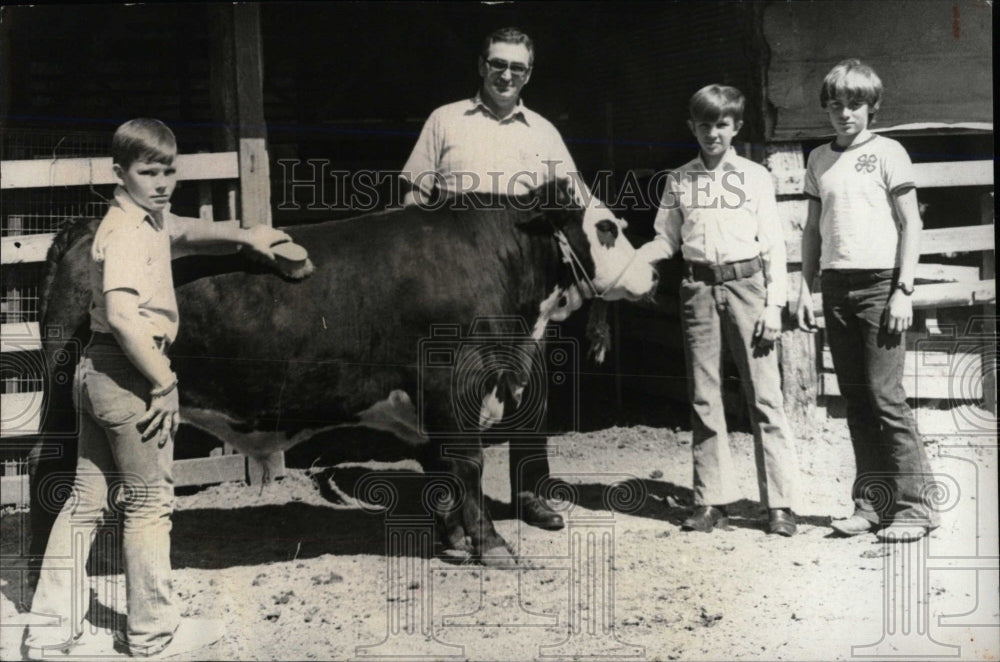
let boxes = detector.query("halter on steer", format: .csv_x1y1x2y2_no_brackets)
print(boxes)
552,229,643,300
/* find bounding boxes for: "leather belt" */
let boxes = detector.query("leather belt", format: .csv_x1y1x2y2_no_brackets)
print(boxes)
687,256,762,284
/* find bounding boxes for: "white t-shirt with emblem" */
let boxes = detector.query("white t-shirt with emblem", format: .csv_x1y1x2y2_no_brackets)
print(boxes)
804,134,916,270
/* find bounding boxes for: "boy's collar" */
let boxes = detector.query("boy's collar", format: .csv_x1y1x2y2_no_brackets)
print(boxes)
830,132,878,153
696,147,737,171
113,186,167,229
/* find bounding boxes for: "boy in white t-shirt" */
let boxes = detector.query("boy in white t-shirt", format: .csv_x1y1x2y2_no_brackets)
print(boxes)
797,60,938,542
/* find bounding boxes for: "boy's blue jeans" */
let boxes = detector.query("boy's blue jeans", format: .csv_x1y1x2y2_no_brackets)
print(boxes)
680,269,799,510
821,269,938,528
26,335,177,656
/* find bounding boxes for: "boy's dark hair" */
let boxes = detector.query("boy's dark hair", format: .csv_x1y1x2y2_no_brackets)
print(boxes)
481,27,534,66
111,118,177,168
820,59,883,115
689,85,745,124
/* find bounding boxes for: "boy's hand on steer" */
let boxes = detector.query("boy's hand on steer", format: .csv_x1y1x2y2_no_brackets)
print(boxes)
245,225,292,260
139,382,180,448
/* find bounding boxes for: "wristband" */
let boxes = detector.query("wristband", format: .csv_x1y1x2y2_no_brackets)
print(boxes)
151,375,178,398
895,281,914,296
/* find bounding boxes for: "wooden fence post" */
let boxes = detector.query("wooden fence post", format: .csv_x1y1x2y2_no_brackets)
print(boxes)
767,143,818,434
981,191,996,415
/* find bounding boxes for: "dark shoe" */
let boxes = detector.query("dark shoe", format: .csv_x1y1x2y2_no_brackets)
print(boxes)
518,496,564,530
681,505,728,532
769,508,797,536
830,515,878,537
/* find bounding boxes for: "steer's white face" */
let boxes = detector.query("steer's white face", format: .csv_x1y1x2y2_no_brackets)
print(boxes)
579,201,658,301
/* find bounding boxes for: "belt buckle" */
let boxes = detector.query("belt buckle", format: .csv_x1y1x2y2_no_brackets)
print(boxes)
718,263,736,282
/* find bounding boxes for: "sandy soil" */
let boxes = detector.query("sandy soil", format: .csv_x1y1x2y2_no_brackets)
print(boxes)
2,406,998,661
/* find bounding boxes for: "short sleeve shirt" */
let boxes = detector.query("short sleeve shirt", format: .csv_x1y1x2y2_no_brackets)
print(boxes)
89,186,200,344
804,134,916,270
400,94,580,199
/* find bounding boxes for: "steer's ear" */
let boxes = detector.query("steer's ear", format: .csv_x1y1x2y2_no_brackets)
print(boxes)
516,177,577,235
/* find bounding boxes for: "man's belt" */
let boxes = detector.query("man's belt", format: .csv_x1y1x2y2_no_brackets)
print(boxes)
687,256,762,284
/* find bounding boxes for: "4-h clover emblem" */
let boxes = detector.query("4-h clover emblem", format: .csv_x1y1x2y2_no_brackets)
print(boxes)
855,154,878,173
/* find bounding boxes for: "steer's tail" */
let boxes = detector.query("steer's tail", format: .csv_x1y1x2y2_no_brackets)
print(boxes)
26,216,98,567
39,217,97,321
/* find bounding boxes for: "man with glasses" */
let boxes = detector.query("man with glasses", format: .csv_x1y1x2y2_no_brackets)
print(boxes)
401,27,579,531
401,26,580,207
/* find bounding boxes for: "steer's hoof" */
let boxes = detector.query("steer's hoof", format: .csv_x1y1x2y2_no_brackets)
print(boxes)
478,545,519,569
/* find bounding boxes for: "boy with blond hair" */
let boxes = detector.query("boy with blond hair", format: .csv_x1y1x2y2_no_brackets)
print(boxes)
641,85,800,536
797,60,938,541
26,118,291,659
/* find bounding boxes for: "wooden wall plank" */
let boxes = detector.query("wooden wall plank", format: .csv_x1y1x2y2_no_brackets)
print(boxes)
0,474,29,507
980,192,997,414
787,224,994,264
0,392,42,437
821,372,978,400
0,322,41,352
233,5,271,228
767,161,992,197
1,152,238,190
174,454,246,488
790,279,996,310
1,233,55,265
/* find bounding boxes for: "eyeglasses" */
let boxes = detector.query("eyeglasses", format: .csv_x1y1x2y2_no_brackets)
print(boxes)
484,58,531,77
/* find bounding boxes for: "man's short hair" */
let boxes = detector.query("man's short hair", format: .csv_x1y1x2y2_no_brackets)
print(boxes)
689,85,745,124
111,118,177,168
481,27,534,66
820,59,883,111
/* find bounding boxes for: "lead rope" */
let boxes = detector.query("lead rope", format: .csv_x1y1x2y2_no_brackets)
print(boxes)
553,229,642,301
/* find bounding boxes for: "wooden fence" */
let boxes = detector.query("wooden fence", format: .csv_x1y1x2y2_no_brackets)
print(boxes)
770,151,995,418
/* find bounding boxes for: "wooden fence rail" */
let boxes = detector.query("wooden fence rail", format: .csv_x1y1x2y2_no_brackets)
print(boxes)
1,152,238,438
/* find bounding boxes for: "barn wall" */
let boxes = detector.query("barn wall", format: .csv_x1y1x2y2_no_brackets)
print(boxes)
763,0,993,140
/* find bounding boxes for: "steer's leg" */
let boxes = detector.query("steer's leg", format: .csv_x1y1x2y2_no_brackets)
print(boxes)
439,438,517,568
417,445,470,556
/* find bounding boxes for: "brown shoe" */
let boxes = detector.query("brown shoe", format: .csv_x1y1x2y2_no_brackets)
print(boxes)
769,508,797,536
681,505,728,532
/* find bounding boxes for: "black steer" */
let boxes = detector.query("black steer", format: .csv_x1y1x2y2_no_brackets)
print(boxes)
27,179,657,567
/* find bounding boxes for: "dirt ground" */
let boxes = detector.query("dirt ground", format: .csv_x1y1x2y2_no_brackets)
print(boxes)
2,405,998,661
